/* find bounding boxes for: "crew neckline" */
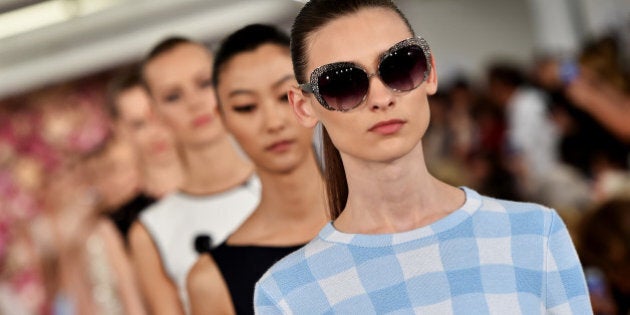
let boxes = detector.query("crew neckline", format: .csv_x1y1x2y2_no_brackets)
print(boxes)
174,173,258,200
318,187,482,247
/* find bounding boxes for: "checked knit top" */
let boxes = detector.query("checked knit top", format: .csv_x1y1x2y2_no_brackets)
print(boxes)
254,187,592,314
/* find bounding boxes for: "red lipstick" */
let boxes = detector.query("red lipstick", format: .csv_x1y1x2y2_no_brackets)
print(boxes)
192,114,213,128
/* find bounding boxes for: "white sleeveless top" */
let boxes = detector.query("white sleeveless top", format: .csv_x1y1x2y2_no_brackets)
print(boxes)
139,175,260,312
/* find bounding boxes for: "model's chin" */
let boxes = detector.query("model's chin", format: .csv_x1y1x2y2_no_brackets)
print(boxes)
261,160,301,175
341,136,419,164
185,127,226,148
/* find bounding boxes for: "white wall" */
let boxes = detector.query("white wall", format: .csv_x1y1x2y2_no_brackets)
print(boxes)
0,0,301,99
1,0,628,98
578,0,630,38
396,0,536,86
527,0,580,55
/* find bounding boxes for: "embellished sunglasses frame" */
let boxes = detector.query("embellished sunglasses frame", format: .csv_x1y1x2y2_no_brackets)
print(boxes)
299,36,432,111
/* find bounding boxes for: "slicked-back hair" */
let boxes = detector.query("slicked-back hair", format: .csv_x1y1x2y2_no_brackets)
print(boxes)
213,24,290,89
291,0,415,220
140,36,203,94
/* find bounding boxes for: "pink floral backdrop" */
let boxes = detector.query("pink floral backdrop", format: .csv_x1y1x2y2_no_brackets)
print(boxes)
0,74,111,314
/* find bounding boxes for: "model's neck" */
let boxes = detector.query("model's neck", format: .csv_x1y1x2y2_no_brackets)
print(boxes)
141,161,183,198
179,135,254,195
336,141,464,234
256,150,325,221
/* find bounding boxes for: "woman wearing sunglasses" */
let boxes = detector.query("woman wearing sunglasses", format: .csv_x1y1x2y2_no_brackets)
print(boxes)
254,0,592,313
186,24,326,315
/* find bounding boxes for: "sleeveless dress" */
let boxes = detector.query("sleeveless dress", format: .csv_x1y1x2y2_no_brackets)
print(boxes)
139,175,260,312
210,242,305,315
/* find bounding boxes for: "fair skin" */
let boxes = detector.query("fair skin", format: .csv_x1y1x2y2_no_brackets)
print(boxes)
187,43,326,315
128,42,254,315
114,86,183,197
86,138,140,210
290,8,465,234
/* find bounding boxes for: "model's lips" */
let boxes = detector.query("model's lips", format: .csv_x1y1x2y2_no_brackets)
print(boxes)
192,114,213,128
265,139,295,153
368,119,406,135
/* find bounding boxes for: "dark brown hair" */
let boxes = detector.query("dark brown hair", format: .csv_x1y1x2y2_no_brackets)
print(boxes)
105,66,142,120
213,24,290,89
291,0,414,219
577,198,630,275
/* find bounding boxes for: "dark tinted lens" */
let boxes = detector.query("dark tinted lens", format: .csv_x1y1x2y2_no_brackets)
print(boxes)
317,66,369,111
379,45,427,91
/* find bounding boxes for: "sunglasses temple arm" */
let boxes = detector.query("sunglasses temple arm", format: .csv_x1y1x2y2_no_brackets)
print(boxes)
299,83,314,94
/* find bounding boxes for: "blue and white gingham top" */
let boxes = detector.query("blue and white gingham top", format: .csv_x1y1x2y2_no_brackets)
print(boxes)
254,187,592,314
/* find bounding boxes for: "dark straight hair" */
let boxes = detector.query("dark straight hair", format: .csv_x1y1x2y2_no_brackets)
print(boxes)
213,24,290,89
106,66,142,120
291,0,415,219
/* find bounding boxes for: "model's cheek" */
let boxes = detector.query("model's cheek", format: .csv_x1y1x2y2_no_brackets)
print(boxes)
136,136,150,153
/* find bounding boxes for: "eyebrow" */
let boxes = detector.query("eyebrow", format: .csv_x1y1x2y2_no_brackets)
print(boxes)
271,74,294,89
228,74,294,98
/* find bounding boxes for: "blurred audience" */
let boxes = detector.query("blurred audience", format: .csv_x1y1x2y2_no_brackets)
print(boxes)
424,91,469,187
577,198,630,315
486,62,561,198
448,78,479,161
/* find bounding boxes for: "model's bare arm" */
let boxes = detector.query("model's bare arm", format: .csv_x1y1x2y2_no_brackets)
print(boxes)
187,254,235,315
99,219,147,315
129,221,184,315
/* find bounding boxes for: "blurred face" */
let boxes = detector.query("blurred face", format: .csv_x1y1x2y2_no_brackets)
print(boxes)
218,44,314,173
143,43,225,147
487,79,511,107
115,86,178,164
88,139,140,210
293,8,437,163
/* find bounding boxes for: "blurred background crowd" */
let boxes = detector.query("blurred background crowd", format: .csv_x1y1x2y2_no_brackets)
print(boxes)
0,0,629,314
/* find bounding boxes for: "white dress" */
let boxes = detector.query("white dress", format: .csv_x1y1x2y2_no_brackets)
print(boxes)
139,175,260,312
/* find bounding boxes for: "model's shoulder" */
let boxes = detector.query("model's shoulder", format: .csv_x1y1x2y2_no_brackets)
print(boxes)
259,238,331,281
476,194,560,235
477,194,554,215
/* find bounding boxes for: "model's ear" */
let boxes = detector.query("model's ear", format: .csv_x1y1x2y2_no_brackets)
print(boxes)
289,86,319,128
424,55,439,95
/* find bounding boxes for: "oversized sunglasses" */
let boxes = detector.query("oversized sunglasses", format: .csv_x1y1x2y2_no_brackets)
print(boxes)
299,37,431,112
